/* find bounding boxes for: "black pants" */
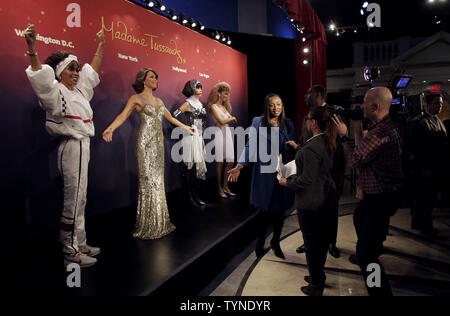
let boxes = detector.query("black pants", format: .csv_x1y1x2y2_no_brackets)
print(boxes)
329,198,339,245
412,175,439,231
256,210,285,249
299,209,331,286
353,191,399,296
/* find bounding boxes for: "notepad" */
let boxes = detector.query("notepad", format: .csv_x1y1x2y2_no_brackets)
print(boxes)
276,154,297,180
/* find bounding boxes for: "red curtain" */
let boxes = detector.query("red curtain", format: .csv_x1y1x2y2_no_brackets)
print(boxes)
275,0,328,140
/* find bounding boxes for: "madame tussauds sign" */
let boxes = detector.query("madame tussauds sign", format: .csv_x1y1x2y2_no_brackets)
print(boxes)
101,16,186,65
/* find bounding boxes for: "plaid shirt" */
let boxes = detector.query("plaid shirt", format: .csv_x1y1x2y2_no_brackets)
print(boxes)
352,115,403,195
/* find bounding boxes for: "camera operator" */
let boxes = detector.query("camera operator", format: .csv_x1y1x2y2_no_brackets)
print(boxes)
333,87,403,296
409,93,447,236
290,85,345,259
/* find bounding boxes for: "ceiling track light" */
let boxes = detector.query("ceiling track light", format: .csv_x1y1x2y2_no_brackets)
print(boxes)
197,21,205,31
179,13,188,25
214,31,221,40
168,9,178,21
227,36,232,45
188,18,197,28
155,0,166,11
146,1,155,8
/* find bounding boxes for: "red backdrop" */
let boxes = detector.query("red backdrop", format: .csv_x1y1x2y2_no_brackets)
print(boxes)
275,0,328,140
0,0,248,244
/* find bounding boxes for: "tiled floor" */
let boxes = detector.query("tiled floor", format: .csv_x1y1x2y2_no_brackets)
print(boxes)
204,202,450,296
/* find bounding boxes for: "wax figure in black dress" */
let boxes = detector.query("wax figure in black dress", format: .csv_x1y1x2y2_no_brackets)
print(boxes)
174,80,208,208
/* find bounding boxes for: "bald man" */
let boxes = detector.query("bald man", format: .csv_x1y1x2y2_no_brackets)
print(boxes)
334,87,403,296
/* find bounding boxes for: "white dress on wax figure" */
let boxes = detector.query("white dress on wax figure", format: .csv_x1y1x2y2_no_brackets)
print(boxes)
212,104,235,162
183,96,207,179
26,58,100,263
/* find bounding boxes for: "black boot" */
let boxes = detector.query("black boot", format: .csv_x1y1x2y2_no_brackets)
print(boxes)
255,234,266,258
270,240,285,260
329,244,340,258
301,284,324,296
296,244,306,254
188,187,200,208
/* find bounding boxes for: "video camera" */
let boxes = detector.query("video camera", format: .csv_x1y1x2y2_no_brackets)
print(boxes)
334,67,413,121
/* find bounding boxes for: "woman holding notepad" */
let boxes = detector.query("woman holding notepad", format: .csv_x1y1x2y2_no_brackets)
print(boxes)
228,94,296,260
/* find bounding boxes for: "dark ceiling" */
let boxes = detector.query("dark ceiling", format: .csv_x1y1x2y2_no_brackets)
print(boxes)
307,0,450,68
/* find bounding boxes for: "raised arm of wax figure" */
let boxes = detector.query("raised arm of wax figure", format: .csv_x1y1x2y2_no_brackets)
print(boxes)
102,96,193,142
90,29,106,73
25,24,105,73
102,95,144,142
24,24,42,71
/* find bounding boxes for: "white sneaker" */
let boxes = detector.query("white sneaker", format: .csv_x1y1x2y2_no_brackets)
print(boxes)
64,252,97,268
79,245,101,257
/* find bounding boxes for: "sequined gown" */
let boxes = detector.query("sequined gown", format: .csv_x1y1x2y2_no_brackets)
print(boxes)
133,98,175,240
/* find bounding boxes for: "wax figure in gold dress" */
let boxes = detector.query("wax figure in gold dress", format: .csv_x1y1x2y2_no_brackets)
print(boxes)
103,68,194,239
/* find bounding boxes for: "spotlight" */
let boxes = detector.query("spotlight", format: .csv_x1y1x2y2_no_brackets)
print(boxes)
302,37,307,42
198,21,205,31
227,36,232,45
303,60,309,65
179,13,188,25
156,0,166,11
303,47,310,53
361,2,369,15
188,18,197,28
214,31,221,40
221,33,227,42
363,67,381,81
329,23,336,31
168,9,177,21
147,1,155,8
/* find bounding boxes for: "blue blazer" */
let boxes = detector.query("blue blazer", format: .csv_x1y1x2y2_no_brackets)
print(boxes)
238,116,296,212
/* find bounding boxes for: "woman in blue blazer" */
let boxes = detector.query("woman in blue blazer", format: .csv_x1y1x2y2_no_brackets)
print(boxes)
228,94,296,259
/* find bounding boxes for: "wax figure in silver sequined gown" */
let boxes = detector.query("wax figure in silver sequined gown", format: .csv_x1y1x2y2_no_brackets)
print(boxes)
173,79,208,208
103,68,194,239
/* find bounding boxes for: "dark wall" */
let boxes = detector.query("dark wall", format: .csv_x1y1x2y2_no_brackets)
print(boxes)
230,32,297,125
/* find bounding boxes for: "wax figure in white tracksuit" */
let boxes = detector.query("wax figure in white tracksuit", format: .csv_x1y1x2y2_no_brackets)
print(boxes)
173,79,208,208
23,24,105,267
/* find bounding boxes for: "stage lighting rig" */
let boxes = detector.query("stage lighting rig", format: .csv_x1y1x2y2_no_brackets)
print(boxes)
197,21,205,31
188,18,197,28
167,9,177,21
179,13,188,25
155,0,166,11
360,2,369,15
364,67,381,82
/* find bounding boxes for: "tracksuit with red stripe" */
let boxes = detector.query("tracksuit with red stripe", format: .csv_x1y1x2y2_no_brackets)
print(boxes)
26,63,100,256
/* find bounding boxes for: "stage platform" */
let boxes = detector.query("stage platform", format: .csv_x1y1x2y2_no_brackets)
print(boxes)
0,178,259,296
